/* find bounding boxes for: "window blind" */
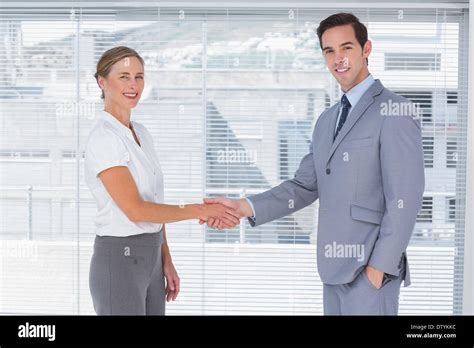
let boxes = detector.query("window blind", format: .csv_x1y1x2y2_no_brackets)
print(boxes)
0,4,469,315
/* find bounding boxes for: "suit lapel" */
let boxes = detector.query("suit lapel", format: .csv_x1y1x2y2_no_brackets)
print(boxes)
324,106,340,154
328,105,339,141
326,80,384,164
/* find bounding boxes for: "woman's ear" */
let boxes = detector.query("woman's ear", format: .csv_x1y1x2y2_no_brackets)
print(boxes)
97,75,106,91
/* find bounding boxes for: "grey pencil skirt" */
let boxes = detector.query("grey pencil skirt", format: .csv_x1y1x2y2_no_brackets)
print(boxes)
89,231,166,315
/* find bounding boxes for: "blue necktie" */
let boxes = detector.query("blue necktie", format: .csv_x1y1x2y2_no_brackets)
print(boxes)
334,94,351,142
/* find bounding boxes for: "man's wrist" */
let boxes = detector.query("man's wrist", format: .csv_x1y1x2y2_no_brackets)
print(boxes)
367,264,384,275
239,198,253,217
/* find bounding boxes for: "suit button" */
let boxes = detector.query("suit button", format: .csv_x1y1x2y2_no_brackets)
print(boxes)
326,168,331,175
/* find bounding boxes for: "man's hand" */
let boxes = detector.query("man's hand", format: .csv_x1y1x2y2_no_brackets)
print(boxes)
199,197,253,230
194,202,240,229
365,265,384,289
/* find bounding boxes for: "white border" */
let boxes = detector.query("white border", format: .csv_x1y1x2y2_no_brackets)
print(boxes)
0,1,469,9
462,0,474,316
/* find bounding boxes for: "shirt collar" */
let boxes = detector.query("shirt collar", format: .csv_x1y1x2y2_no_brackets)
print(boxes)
98,110,136,142
343,73,375,108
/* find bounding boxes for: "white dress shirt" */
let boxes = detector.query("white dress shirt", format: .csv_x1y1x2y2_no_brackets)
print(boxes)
333,74,375,135
84,110,164,237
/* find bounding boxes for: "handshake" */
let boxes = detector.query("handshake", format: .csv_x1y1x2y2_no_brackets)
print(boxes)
196,197,254,230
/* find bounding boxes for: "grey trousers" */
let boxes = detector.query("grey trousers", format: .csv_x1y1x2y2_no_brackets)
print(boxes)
89,231,166,315
323,267,405,315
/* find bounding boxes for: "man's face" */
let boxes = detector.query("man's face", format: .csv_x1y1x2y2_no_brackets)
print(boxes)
321,24,371,92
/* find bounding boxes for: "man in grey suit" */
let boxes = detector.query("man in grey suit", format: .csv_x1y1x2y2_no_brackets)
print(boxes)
202,13,425,315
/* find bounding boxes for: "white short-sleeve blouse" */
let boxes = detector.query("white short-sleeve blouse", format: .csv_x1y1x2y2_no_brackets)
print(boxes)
84,110,164,237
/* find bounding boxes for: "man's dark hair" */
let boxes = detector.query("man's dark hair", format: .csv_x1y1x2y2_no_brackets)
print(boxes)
316,12,368,50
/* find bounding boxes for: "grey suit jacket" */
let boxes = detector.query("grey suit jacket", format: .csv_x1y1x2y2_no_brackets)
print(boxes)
247,80,425,286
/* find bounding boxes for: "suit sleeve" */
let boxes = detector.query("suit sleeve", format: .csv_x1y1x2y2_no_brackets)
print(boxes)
368,114,425,276
247,129,319,227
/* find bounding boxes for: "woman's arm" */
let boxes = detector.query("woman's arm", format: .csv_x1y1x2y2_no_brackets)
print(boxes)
161,225,172,265
161,225,180,301
98,166,239,226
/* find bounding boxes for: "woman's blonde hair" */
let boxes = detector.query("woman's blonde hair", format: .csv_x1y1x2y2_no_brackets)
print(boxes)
94,46,145,99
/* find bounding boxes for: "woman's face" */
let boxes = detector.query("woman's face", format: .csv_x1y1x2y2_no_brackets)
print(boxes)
98,56,144,110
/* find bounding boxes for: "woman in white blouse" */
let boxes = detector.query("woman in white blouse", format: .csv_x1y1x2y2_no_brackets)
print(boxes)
85,46,239,315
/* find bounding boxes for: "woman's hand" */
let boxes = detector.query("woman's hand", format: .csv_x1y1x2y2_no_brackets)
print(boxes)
199,197,251,230
194,203,240,228
163,259,180,302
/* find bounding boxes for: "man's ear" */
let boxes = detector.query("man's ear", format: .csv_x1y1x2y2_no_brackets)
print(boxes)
363,40,372,58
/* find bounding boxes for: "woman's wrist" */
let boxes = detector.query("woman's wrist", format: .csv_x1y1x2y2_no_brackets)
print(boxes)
187,203,203,220
163,255,173,266
162,246,173,265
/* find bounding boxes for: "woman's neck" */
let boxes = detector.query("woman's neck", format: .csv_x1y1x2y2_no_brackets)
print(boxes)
104,103,132,128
